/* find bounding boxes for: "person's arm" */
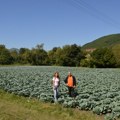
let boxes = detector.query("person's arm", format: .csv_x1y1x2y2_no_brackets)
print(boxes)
51,77,54,86
64,76,68,84
58,79,60,87
73,76,76,87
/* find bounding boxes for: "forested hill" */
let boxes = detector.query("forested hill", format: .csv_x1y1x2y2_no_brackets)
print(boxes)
82,34,120,49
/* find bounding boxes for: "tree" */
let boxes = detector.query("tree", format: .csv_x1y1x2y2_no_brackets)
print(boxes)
29,44,48,65
0,45,13,64
35,43,44,50
48,44,84,66
0,44,5,50
80,54,92,67
61,44,83,66
48,47,59,65
90,48,116,68
18,48,30,64
112,44,120,67
10,50,19,64
55,47,64,66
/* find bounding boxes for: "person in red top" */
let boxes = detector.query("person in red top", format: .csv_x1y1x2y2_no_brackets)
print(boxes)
64,72,76,97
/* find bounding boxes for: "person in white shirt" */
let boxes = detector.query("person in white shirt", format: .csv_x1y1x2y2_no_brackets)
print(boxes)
52,71,60,102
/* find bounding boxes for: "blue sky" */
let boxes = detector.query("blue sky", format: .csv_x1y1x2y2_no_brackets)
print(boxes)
0,0,120,50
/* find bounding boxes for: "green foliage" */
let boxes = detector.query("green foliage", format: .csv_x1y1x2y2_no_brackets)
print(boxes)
0,88,104,120
48,44,84,66
0,45,13,64
0,66,120,119
104,113,115,120
48,47,60,65
80,55,93,67
10,50,19,63
82,33,120,49
18,48,30,64
93,106,103,115
81,34,120,68
0,41,119,68
29,48,48,65
90,48,116,68
61,44,83,66
112,44,120,67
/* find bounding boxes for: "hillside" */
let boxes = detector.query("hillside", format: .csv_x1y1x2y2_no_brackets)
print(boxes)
82,34,120,49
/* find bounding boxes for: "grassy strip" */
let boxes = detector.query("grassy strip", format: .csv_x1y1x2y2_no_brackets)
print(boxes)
0,89,104,120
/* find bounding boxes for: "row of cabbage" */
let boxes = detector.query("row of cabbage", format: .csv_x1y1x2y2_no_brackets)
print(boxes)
0,66,120,120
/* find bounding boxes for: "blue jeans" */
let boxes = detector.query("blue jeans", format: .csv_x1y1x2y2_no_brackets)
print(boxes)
53,86,59,102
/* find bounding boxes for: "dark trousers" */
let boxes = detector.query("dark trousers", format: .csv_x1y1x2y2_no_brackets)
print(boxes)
68,87,74,97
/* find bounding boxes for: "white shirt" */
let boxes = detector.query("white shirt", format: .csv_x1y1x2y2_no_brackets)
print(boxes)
52,77,59,87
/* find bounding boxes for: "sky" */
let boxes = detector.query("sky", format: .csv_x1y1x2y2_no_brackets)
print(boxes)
0,0,120,50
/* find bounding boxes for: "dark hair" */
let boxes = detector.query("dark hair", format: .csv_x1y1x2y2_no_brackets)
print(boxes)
54,71,60,79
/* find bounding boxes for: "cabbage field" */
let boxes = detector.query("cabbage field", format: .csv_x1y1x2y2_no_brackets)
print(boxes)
0,66,120,120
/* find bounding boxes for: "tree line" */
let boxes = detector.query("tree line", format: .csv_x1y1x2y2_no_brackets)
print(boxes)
0,44,119,68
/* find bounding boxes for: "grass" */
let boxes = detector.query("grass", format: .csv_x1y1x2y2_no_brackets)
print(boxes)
0,89,105,120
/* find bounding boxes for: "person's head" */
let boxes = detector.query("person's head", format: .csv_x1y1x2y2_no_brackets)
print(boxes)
68,72,72,77
54,71,59,78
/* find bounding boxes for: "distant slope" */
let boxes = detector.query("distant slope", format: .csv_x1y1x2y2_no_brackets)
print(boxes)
82,34,120,49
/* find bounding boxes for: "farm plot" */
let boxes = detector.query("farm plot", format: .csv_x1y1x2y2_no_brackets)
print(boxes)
0,66,120,120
